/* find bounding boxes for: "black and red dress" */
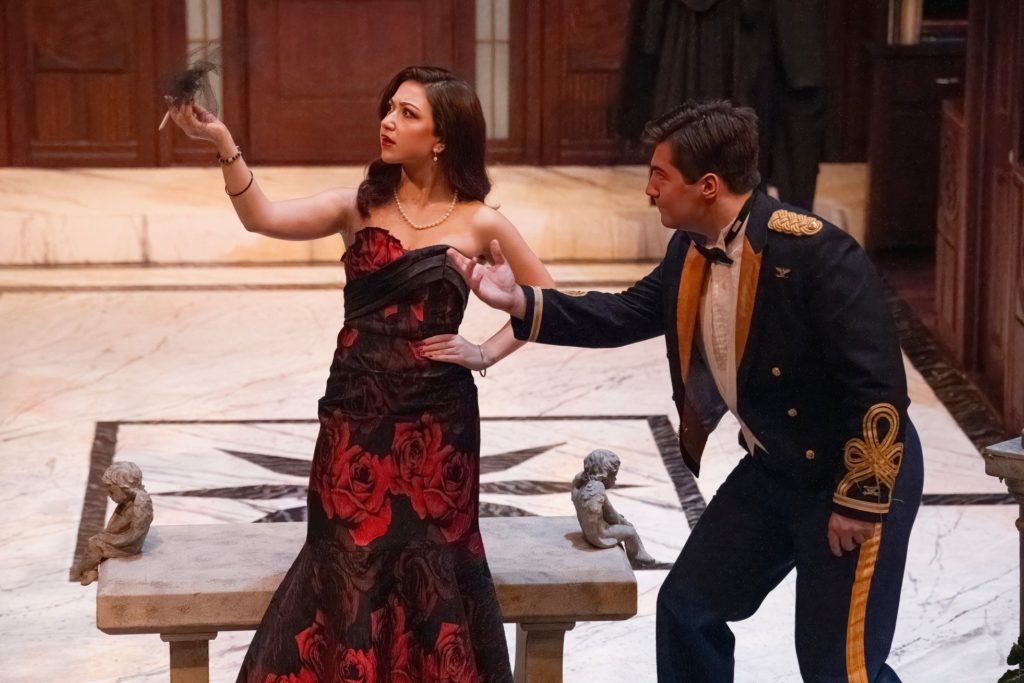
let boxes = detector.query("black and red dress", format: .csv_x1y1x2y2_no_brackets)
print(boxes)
238,227,512,683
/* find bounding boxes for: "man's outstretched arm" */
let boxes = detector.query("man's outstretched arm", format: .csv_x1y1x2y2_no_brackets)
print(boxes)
448,240,666,348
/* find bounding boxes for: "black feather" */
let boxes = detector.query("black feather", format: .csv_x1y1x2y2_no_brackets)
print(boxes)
164,57,220,116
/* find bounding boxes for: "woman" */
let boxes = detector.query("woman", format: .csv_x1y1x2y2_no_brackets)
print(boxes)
167,65,553,683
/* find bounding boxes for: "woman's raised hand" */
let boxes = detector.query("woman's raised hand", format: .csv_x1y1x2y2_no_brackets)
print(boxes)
164,98,230,146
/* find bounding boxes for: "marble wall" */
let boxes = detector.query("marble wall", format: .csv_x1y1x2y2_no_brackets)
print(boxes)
0,164,866,266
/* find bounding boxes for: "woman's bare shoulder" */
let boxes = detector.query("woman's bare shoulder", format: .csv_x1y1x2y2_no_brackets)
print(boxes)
463,201,515,238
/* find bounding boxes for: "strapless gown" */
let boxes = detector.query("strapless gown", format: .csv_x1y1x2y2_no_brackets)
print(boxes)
237,227,512,683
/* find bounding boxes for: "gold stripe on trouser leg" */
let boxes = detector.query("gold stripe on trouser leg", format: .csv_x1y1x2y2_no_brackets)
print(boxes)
845,523,883,683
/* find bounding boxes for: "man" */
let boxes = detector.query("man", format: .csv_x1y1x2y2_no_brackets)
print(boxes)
448,100,923,682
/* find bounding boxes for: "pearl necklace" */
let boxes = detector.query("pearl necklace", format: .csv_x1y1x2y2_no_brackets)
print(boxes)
393,188,459,230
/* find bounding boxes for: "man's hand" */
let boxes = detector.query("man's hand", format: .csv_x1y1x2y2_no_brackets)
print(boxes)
447,240,526,318
827,512,877,557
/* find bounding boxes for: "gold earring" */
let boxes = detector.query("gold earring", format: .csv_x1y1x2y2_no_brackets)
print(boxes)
433,151,439,162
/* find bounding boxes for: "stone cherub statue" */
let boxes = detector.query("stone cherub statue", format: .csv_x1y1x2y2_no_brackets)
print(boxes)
75,461,153,586
571,449,655,568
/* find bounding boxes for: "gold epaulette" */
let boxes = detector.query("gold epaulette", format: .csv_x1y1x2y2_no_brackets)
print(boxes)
768,209,822,236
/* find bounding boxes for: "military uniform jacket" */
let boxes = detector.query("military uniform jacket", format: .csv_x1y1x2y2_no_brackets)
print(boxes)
511,191,909,522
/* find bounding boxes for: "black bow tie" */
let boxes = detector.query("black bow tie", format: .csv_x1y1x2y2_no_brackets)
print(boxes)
694,241,733,264
692,192,757,266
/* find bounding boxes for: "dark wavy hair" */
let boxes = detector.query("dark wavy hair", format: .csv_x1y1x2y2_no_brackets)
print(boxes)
356,66,490,217
642,100,761,193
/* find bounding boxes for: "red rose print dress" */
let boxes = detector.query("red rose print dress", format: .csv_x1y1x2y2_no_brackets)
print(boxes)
237,227,512,683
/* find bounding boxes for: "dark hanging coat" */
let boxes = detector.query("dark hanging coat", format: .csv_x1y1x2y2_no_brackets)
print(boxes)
616,0,826,209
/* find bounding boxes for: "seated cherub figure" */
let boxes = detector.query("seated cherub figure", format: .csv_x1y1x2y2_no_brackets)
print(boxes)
75,461,154,586
571,449,655,568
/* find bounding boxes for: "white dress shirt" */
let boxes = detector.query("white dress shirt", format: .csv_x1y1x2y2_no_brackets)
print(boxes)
697,217,765,453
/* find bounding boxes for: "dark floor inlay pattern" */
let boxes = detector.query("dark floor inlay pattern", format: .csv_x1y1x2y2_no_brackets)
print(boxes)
480,444,563,474
82,413,1004,581
219,449,311,476
71,422,118,582
158,484,310,500
921,493,1016,506
648,415,707,529
885,284,1013,450
73,424,599,578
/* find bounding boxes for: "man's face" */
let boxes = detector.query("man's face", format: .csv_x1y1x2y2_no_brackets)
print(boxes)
645,141,706,231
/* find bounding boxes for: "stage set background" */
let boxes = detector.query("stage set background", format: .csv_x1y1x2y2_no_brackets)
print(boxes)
0,0,1021,435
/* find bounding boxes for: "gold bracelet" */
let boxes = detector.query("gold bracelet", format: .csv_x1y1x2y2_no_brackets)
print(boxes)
226,170,255,197
217,146,242,165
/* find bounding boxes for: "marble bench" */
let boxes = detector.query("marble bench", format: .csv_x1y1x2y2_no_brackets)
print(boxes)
96,516,637,683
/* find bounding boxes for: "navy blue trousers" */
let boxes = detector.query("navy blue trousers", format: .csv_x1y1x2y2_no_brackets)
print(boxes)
656,423,923,682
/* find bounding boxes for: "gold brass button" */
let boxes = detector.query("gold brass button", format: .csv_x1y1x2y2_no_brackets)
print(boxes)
787,408,798,417
771,367,781,377
805,449,815,460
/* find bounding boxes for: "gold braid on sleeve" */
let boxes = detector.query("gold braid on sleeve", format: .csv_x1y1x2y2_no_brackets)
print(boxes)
834,403,903,511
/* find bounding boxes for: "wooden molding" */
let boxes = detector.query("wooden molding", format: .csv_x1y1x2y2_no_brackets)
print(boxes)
0,4,9,165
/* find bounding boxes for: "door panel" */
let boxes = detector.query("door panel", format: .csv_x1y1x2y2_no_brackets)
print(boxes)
1008,7,1024,430
0,6,7,165
245,0,472,164
540,0,631,164
1008,175,1024,429
975,0,1018,407
4,0,157,165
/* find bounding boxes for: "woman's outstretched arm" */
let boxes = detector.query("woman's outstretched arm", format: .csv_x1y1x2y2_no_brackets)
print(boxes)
166,101,357,240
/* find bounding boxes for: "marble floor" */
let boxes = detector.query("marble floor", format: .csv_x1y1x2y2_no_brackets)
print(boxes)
0,166,1017,683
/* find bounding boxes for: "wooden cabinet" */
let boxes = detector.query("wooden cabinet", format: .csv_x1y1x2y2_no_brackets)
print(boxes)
865,41,965,250
939,0,1024,433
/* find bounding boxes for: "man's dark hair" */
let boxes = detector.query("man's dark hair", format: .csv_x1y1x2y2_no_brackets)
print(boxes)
642,100,761,193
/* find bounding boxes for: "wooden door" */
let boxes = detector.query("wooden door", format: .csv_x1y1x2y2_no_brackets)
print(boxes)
1008,160,1024,430
1006,5,1024,430
975,0,1019,409
0,5,9,165
539,0,632,164
241,0,473,164
3,0,159,166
